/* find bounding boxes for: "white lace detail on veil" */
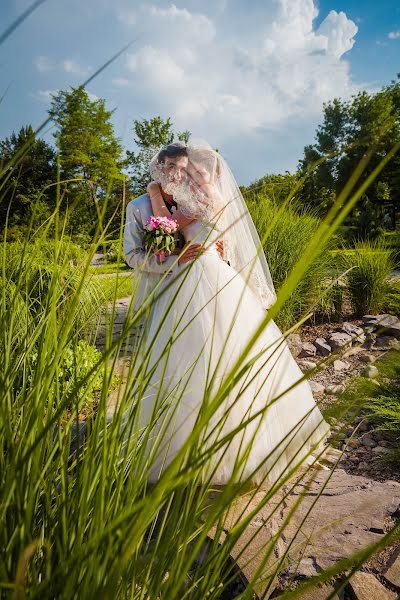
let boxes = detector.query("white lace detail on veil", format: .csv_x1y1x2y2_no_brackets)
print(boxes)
150,140,277,309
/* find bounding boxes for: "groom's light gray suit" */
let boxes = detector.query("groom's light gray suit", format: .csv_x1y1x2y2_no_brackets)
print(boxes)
123,193,180,311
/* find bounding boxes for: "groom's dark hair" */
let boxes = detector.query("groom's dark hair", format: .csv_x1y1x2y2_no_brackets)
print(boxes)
157,142,188,164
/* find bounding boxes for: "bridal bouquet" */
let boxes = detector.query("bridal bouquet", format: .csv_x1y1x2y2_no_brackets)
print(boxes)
143,215,178,262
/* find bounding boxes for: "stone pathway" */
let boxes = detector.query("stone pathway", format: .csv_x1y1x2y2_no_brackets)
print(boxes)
94,299,400,599
95,297,137,355
208,467,400,598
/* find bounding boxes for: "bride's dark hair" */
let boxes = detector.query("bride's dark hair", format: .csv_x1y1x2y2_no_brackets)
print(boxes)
157,142,188,164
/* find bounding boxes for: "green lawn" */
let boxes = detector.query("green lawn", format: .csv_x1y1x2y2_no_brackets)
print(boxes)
92,273,133,301
88,262,131,275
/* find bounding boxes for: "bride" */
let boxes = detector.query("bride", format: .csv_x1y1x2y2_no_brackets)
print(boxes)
136,140,329,485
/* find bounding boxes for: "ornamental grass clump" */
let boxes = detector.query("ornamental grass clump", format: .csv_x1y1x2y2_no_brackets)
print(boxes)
247,193,338,329
341,238,395,316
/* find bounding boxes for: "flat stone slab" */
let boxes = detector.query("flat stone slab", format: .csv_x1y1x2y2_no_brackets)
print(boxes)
209,468,400,597
384,552,400,589
348,571,396,600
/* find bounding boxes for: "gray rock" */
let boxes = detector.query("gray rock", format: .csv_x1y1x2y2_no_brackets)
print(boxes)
341,322,366,343
357,420,371,432
376,335,400,349
298,360,317,371
333,359,351,371
325,384,345,395
347,438,361,448
349,571,396,600
359,353,376,363
287,333,303,358
362,364,379,379
300,342,317,358
214,469,400,589
357,461,369,470
314,337,331,356
328,331,353,350
309,381,325,394
362,314,400,338
371,446,392,456
362,314,380,323
289,583,340,599
384,554,400,590
362,436,377,448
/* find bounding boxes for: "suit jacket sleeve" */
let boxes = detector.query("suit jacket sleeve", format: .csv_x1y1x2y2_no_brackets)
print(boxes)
123,201,179,275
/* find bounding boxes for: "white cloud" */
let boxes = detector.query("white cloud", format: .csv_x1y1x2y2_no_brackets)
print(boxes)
317,10,358,57
127,46,185,88
388,31,400,40
63,59,89,76
36,89,57,102
113,0,360,181
112,77,130,87
87,92,99,102
143,3,216,44
34,55,53,72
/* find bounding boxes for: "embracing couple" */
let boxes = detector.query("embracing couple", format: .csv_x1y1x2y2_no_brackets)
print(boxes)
123,140,329,486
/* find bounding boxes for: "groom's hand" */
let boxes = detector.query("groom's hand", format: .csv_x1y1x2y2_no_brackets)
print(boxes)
178,242,203,265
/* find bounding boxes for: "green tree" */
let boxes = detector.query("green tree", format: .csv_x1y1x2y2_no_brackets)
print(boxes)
49,86,127,237
0,125,57,236
126,116,191,195
299,77,400,234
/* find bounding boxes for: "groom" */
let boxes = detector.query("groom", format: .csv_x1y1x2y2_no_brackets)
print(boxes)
123,142,204,311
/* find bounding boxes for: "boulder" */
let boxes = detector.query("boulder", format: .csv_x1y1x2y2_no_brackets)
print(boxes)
348,571,396,600
300,342,317,358
314,337,331,356
328,332,353,350
341,322,366,343
362,314,400,338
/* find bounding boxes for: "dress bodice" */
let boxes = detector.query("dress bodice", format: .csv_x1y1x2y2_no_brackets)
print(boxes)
180,221,218,255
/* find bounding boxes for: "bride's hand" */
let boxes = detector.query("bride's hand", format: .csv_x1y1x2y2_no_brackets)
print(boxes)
178,242,203,265
216,240,224,260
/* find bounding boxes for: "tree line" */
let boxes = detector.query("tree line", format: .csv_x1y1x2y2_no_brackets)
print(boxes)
0,86,189,242
1,76,399,243
248,74,400,240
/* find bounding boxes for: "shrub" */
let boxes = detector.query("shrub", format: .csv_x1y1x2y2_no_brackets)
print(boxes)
383,279,400,316
340,239,395,316
27,339,105,418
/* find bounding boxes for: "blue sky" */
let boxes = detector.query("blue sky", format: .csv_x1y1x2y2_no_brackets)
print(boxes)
1,0,399,184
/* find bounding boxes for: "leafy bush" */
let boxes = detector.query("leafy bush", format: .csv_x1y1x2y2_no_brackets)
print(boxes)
103,238,124,263
340,239,396,316
28,339,104,417
383,279,400,316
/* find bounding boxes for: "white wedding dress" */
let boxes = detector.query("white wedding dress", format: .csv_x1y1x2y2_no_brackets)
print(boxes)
139,220,330,485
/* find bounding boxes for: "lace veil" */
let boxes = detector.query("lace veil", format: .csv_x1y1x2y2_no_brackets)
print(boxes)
149,140,277,309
